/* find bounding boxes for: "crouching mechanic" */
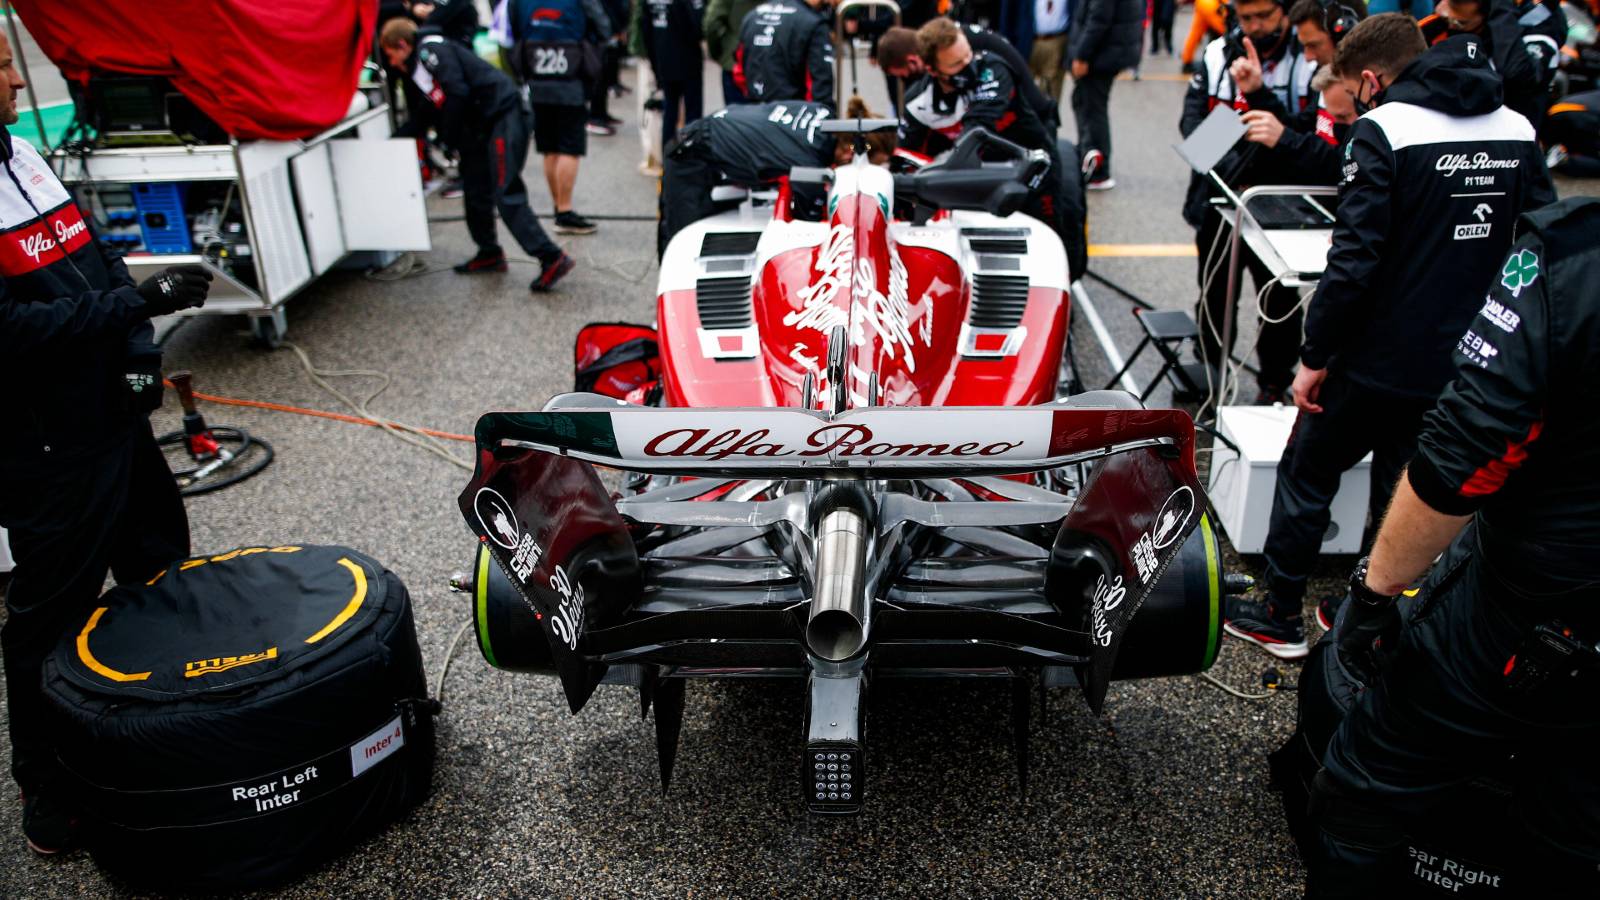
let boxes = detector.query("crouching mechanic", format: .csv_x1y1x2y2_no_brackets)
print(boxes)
899,19,1067,250
657,98,895,258
0,34,212,852
1310,197,1600,897
381,18,576,292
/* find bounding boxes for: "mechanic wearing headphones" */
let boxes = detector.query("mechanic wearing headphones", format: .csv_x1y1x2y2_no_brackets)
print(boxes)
1237,0,1366,184
734,0,836,110
382,18,577,292
1224,14,1553,659
657,98,896,258
899,18,1067,245
0,31,212,853
1180,0,1316,403
1310,197,1600,895
1420,0,1566,128
877,22,1059,129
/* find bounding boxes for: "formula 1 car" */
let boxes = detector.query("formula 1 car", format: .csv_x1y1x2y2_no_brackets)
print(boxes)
457,124,1231,815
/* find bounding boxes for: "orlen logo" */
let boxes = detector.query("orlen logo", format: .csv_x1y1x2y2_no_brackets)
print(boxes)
642,424,1024,461
1435,152,1522,177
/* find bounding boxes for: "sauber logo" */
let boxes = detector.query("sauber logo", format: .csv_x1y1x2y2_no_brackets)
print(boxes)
1435,152,1521,177
642,424,1025,461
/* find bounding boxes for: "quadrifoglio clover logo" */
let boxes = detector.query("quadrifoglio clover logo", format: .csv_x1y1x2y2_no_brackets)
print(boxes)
1500,249,1539,298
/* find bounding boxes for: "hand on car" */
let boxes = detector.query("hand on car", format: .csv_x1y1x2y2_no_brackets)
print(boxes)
1229,38,1264,95
136,264,213,317
1241,110,1285,148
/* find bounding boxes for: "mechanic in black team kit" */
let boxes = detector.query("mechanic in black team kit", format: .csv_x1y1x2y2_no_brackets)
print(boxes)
876,21,1059,130
0,30,211,853
1224,14,1554,659
382,18,576,292
734,0,836,109
1419,0,1565,129
1181,0,1317,403
657,98,896,257
898,18,1066,239
1309,197,1600,896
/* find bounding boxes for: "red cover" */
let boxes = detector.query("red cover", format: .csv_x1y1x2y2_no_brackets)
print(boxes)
14,1,378,142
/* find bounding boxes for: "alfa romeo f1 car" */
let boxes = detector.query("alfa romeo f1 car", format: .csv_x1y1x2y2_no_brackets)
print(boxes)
457,124,1229,814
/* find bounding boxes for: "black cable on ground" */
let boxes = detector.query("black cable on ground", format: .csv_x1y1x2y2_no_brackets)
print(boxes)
156,426,274,496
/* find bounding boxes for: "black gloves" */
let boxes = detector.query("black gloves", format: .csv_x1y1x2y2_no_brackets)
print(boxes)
137,264,213,316
1335,557,1402,683
123,350,164,414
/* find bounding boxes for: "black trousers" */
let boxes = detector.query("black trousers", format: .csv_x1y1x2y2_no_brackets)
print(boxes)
1262,374,1433,606
1193,206,1305,393
659,76,704,154
1070,71,1115,177
1310,528,1600,896
1151,0,1176,53
460,107,561,264
2,423,190,793
657,138,719,260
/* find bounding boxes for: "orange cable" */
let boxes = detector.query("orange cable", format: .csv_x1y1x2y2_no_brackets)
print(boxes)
164,379,473,443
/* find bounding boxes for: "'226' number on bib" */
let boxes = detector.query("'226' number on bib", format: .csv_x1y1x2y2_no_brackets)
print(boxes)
534,47,569,75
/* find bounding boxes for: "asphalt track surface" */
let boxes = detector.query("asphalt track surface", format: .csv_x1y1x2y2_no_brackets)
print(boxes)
4,14,1598,897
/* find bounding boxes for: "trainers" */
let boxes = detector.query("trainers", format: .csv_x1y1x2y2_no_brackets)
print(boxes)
453,248,508,274
1080,148,1105,181
440,177,464,199
586,120,617,136
22,793,78,855
1316,593,1345,632
1086,177,1117,191
554,211,598,235
1224,595,1309,660
530,252,575,292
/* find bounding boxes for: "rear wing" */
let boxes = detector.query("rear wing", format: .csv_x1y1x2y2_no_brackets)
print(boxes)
470,394,1195,479
459,397,1205,715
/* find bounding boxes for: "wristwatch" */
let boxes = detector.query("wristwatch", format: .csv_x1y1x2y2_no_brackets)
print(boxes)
1349,556,1399,607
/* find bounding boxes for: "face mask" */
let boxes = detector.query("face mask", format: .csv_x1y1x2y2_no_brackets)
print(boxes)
947,62,976,92
1352,75,1381,116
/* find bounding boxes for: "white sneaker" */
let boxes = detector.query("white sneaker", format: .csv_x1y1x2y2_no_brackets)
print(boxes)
1086,177,1117,191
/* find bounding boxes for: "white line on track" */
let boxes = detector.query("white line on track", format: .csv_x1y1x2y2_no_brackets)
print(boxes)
1071,280,1143,397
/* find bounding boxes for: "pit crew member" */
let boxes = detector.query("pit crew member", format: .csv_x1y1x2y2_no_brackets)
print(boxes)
657,98,895,257
734,0,836,109
876,21,1059,129
1310,197,1600,897
1238,0,1366,185
898,18,1067,244
1224,14,1554,659
1180,0,1317,403
1420,0,1566,128
0,31,212,853
508,0,615,235
383,18,577,292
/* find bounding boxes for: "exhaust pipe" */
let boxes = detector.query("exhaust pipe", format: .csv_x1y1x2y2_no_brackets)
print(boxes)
805,507,871,661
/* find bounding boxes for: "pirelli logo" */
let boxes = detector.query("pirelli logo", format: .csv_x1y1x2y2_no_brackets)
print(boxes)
185,648,278,678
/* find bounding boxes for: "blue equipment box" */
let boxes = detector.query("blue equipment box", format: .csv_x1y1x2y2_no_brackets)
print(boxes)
132,182,192,253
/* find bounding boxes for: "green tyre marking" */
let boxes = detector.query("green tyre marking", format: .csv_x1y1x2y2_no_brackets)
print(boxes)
474,545,499,668
1200,514,1221,670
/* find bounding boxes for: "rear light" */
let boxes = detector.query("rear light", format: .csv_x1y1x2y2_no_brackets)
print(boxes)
806,742,862,813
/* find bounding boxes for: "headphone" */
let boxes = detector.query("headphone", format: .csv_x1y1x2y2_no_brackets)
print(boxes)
1316,0,1362,43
